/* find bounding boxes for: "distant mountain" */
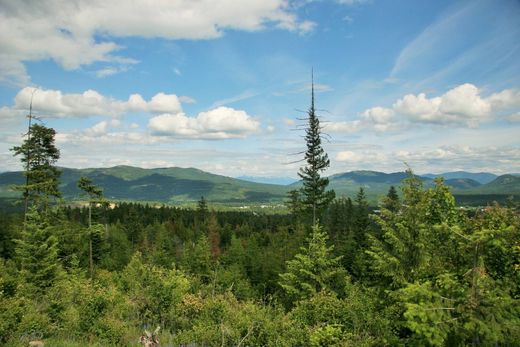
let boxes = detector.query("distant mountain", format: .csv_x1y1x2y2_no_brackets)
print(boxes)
292,170,420,202
0,165,289,204
444,178,481,190
422,171,497,184
468,174,520,194
236,176,297,186
329,170,412,184
1,166,518,206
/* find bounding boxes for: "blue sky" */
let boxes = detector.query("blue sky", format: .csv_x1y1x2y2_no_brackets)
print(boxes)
1,0,519,178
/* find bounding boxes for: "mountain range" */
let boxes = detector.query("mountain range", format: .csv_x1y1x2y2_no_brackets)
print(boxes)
0,166,519,206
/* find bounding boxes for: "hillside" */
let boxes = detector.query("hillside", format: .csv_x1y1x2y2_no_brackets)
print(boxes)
0,166,290,204
462,174,520,195
423,171,497,184
443,178,482,189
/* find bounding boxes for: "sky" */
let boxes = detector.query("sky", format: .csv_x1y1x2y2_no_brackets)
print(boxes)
1,0,519,178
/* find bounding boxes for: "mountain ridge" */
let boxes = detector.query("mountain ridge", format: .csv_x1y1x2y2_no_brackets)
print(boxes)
0,166,518,205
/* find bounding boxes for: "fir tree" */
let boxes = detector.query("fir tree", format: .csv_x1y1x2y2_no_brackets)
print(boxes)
298,75,335,225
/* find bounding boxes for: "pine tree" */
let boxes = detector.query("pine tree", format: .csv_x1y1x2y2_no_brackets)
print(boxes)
11,123,61,214
298,75,335,225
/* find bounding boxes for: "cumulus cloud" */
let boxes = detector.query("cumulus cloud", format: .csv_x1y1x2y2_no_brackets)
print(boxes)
10,87,184,118
0,0,315,84
488,89,520,110
393,84,492,127
393,145,520,173
328,84,520,134
333,145,520,174
149,106,260,139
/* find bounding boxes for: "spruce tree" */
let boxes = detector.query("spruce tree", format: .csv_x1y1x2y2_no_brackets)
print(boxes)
15,206,60,292
298,76,335,225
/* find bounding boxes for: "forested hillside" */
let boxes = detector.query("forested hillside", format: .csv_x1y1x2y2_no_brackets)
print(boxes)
1,167,517,206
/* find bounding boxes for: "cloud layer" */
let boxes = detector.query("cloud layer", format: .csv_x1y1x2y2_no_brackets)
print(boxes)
0,0,314,85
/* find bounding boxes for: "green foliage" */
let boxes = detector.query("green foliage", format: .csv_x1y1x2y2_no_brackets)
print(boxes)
15,207,61,292
77,176,103,200
289,284,394,346
121,252,190,328
279,224,345,305
366,171,454,287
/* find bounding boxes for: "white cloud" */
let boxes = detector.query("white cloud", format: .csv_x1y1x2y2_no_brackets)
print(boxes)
329,84,520,134
95,66,129,78
56,130,158,146
149,106,260,139
325,120,362,133
179,96,196,104
10,87,185,118
361,106,396,132
488,88,520,110
0,0,315,84
85,121,109,136
148,93,183,113
393,84,492,126
336,150,361,162
331,144,520,174
393,145,520,173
